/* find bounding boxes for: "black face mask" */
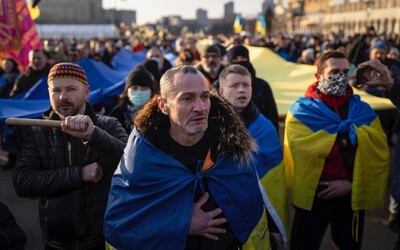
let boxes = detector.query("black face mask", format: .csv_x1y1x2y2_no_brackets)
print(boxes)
232,60,250,70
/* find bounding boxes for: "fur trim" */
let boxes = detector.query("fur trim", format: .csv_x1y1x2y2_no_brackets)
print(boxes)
134,94,258,166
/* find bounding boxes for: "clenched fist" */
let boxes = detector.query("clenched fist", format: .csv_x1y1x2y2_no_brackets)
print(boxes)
61,114,95,141
82,162,103,183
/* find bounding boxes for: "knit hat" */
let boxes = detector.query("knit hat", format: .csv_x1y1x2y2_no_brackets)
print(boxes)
370,40,388,52
125,65,154,91
143,59,161,82
48,62,88,85
203,44,221,57
227,45,249,63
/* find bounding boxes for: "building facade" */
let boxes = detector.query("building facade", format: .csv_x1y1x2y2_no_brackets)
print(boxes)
288,0,400,34
36,0,135,25
224,2,235,24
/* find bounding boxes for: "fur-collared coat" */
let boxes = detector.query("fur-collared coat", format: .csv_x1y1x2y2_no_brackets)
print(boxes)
104,94,268,250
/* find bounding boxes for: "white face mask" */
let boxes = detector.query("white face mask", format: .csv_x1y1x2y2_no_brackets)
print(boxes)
317,72,349,96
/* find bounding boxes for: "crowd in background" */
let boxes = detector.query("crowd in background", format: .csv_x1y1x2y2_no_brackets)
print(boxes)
1,26,400,248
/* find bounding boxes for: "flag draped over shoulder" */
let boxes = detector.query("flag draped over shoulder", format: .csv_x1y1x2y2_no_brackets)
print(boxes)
0,0,41,70
246,114,290,246
233,14,243,34
256,15,267,36
104,128,265,250
284,95,389,211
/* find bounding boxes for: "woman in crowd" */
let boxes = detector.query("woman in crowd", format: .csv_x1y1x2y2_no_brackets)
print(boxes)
110,64,154,134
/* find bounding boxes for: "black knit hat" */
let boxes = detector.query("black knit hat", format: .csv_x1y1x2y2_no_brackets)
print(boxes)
227,45,249,63
125,65,154,91
203,44,221,57
143,59,161,83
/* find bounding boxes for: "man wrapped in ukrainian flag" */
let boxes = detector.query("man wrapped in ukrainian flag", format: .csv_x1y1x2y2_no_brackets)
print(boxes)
104,66,275,250
217,64,290,249
284,51,390,250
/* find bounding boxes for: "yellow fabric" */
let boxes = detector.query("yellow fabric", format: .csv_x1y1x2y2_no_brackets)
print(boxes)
284,112,335,210
256,21,266,36
28,5,40,20
247,46,395,116
194,42,395,116
260,162,291,240
233,16,243,34
106,242,116,250
351,118,389,210
284,112,389,211
242,208,271,250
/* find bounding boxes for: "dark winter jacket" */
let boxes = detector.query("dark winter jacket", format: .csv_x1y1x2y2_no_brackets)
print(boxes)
0,203,26,250
9,64,51,98
12,103,128,249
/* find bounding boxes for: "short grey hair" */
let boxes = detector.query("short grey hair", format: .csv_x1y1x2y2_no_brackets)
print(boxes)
219,64,251,88
159,65,200,99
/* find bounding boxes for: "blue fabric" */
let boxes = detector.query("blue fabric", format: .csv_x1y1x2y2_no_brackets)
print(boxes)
248,113,282,177
20,77,48,100
0,55,148,119
104,128,264,249
112,49,146,73
0,116,6,125
0,99,50,118
164,52,178,66
0,77,6,87
290,95,378,145
78,57,126,89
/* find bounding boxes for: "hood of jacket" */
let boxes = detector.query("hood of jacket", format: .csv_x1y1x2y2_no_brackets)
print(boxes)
134,93,257,166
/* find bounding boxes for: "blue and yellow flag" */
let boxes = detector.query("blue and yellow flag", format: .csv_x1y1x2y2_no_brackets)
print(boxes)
233,14,243,34
104,128,266,249
256,15,267,36
244,113,290,247
284,95,390,211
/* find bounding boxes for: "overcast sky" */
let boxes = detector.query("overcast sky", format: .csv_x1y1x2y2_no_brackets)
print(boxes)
102,0,270,25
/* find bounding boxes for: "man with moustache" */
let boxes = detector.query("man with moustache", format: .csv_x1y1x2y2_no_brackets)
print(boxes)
196,44,225,87
104,66,270,249
12,63,128,249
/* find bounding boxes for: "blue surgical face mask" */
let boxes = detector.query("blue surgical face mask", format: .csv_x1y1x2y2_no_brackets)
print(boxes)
128,89,151,107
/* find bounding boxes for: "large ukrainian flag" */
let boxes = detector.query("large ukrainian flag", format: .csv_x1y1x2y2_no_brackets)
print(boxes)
284,94,389,211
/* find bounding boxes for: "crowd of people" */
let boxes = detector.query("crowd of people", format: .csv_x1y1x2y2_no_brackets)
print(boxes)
1,26,400,250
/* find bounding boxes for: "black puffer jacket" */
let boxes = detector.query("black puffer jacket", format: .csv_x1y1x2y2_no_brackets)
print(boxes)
12,103,128,249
